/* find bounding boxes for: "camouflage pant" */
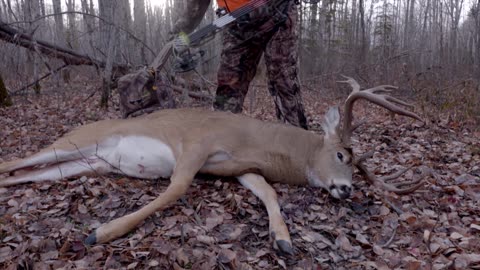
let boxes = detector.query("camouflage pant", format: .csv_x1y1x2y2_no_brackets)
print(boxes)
214,2,308,129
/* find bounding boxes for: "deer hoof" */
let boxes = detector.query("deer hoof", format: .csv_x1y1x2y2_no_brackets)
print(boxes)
85,232,97,245
276,240,294,255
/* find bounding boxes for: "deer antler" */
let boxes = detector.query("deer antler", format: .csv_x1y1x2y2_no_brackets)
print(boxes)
354,151,429,194
338,75,427,194
338,75,423,145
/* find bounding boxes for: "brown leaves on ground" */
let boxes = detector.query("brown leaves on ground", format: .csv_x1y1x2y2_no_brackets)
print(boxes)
0,84,479,269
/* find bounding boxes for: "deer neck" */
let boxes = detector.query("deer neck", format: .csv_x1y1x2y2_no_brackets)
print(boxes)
256,126,324,186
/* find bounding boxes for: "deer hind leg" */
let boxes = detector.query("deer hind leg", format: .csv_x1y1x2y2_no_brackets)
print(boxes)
237,173,293,255
0,157,112,187
0,145,98,175
85,150,207,245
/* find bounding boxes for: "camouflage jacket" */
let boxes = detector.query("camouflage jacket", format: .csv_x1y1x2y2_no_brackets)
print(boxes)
173,0,294,34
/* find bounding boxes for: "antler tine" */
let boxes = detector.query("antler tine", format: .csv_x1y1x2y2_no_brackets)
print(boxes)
352,130,428,195
338,75,424,144
338,76,428,195
338,75,361,93
385,95,415,108
355,159,429,195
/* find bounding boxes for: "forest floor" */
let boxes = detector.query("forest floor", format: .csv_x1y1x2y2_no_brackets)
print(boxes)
0,80,479,270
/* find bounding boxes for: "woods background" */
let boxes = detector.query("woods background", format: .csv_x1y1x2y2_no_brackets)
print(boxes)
0,0,479,123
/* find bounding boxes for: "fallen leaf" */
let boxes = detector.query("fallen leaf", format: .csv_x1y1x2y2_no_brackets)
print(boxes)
0,247,12,263
450,232,464,240
218,249,236,264
40,250,59,261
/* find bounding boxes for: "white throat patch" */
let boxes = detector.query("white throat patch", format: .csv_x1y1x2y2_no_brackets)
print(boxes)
306,168,326,188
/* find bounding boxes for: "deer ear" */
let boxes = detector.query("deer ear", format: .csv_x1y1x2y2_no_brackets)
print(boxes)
321,107,340,139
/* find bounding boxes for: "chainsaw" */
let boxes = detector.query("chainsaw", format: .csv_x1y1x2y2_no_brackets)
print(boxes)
152,0,298,73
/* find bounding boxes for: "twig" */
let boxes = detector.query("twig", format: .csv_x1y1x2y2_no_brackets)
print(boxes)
11,64,69,95
83,86,101,102
383,197,403,215
181,223,185,246
379,227,397,248
170,84,213,100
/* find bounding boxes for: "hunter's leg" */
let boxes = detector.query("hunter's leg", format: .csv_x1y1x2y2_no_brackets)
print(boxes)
264,4,308,129
237,173,293,255
85,150,208,245
214,24,264,113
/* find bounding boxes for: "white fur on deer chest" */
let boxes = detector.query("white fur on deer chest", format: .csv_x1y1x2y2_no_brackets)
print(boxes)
100,136,176,179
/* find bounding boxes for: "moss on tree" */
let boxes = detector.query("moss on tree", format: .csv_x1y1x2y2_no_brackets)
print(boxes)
0,73,12,107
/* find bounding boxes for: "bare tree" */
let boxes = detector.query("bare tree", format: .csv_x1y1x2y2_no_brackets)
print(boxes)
445,0,465,68
0,72,12,106
52,0,64,45
134,0,147,65
99,0,117,108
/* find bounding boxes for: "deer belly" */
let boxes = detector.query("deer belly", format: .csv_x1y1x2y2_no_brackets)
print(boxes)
103,136,176,179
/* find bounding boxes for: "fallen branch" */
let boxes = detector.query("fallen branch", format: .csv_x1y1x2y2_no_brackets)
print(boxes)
170,84,213,100
5,11,156,56
0,20,128,74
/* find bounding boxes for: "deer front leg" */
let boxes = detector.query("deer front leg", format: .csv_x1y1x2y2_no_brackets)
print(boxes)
237,173,293,255
85,151,207,245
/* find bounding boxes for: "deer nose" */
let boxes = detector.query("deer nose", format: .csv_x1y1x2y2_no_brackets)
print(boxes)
338,185,352,199
129,99,142,105
330,184,351,199
339,185,351,195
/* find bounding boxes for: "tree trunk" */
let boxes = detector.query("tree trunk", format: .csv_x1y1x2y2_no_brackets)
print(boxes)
80,0,95,55
1,0,8,21
0,73,12,107
24,0,42,94
101,27,118,108
52,0,64,43
100,1,118,108
134,0,147,65
475,0,480,79
117,0,132,64
448,0,464,70
358,0,366,63
66,0,76,49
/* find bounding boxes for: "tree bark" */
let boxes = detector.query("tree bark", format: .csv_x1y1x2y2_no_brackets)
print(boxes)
0,73,12,107
134,0,147,65
475,0,480,79
100,1,118,108
52,0,64,45
66,0,76,49
101,27,118,107
358,0,366,63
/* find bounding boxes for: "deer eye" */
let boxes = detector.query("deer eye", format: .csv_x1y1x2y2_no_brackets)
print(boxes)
337,152,344,161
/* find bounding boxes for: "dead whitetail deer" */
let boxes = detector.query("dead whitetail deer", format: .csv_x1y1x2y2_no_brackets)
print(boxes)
0,76,428,255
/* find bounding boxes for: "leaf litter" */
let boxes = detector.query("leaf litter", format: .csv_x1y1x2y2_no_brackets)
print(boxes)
0,85,479,269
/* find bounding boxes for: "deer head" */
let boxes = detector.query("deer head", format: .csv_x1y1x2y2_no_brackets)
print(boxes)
305,76,427,200
308,107,354,199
